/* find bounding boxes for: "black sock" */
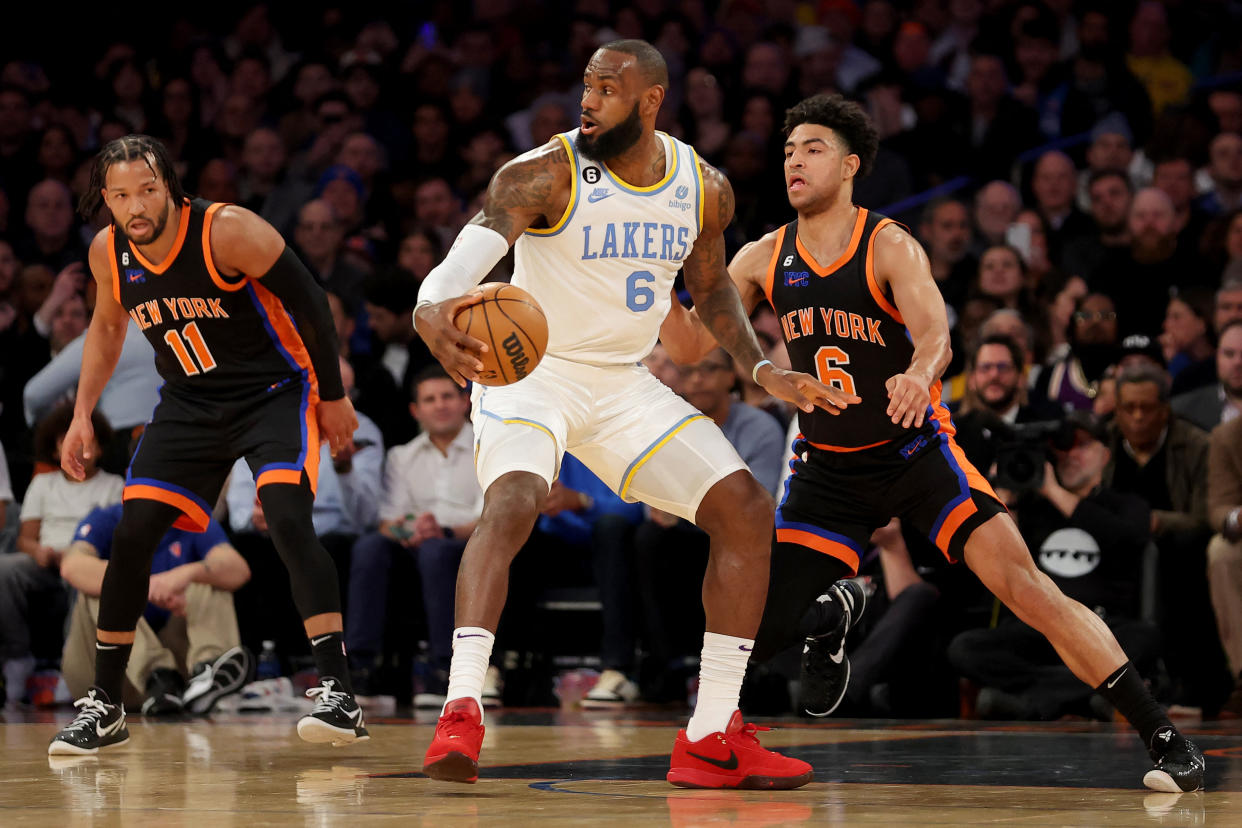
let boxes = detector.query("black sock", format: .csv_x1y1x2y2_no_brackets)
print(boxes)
311,632,352,694
1096,661,1173,752
95,640,134,703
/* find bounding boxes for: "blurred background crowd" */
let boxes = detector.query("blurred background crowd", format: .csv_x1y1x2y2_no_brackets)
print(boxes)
2,0,1242,722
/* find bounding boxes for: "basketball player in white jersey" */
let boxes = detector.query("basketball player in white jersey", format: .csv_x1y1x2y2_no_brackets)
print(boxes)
413,40,857,788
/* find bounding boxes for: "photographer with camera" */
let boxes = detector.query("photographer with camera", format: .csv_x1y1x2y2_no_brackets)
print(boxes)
954,334,1062,477
949,411,1162,721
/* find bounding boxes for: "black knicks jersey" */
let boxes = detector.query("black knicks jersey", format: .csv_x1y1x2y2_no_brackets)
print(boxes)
108,199,315,401
765,207,943,449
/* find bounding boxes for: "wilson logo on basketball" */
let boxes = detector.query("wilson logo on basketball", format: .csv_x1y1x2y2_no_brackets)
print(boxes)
503,332,531,379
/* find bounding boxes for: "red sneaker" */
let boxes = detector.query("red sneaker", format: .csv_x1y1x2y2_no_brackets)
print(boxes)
667,711,813,790
422,697,485,783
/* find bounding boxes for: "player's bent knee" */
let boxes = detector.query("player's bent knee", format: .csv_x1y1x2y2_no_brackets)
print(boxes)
696,470,773,537
479,471,547,531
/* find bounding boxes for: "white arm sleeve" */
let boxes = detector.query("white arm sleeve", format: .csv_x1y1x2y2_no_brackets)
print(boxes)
416,223,511,308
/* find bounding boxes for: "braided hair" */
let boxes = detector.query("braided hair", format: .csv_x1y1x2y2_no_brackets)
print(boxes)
79,134,187,220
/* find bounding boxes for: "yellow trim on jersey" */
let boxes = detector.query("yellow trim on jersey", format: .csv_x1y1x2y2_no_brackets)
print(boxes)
526,133,578,236
690,145,706,233
619,414,709,499
604,131,679,193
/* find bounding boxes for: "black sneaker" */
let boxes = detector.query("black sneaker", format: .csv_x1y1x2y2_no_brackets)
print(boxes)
1144,726,1205,792
48,688,129,755
141,668,186,716
296,678,370,746
799,578,868,717
182,646,253,714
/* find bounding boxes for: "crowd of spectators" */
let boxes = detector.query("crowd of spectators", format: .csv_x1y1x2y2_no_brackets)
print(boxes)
2,0,1242,718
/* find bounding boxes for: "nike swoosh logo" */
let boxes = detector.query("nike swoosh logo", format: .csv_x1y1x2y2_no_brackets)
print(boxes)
310,635,334,646
686,749,738,770
1107,668,1127,689
349,707,363,724
738,645,752,652
587,192,612,202
456,633,488,639
96,716,123,738
828,646,845,665
96,643,119,651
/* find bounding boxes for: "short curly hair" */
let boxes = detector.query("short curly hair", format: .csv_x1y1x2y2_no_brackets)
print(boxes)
783,94,879,179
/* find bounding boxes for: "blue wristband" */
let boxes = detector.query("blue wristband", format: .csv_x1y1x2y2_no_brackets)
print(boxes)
751,359,773,384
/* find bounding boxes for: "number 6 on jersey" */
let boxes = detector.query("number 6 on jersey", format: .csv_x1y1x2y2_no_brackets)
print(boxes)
164,321,217,376
814,345,856,395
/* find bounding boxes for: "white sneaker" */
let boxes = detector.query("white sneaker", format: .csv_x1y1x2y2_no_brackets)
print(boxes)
582,669,640,708
481,665,503,709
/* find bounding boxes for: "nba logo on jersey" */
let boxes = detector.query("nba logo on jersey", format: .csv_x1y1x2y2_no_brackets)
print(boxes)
169,541,182,559
784,270,810,287
125,267,146,284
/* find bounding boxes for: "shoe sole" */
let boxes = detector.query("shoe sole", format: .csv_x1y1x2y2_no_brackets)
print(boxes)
413,693,448,709
1143,768,1202,793
48,733,129,756
667,769,813,790
297,717,368,747
423,751,479,783
185,650,254,715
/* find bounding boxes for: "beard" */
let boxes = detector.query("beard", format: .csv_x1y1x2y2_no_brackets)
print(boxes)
982,384,1018,413
117,199,172,244
575,102,643,161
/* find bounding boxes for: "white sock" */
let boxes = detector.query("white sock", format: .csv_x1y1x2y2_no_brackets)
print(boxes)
686,631,752,742
443,626,495,721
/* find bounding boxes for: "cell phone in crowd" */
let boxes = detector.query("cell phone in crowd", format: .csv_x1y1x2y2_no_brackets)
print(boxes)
1005,222,1032,262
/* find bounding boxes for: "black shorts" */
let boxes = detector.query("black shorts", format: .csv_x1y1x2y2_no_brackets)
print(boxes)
124,382,320,532
776,429,1005,574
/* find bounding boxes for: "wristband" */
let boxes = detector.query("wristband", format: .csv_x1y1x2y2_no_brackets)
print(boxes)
751,359,773,384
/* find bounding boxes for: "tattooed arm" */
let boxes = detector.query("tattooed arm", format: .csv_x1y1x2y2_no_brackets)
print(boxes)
413,140,571,384
680,162,858,414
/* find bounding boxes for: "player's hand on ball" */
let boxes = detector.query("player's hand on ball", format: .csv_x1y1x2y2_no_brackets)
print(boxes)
885,372,931,428
758,364,860,414
60,414,95,481
317,397,359,457
414,293,490,387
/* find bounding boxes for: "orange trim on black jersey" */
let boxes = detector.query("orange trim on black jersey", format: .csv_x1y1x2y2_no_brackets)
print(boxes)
775,528,860,574
763,224,788,307
106,225,121,304
202,202,247,292
804,437,890,453
128,200,191,274
795,207,868,277
865,217,904,323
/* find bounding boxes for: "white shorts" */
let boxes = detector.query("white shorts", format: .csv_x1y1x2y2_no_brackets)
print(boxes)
470,355,749,523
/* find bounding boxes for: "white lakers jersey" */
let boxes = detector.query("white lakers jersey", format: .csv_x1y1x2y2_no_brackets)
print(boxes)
513,129,705,365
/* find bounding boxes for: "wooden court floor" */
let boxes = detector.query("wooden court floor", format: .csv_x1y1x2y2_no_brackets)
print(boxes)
3,707,1240,826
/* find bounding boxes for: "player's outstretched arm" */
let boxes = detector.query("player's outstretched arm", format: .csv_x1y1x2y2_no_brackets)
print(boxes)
211,206,357,453
414,139,572,386
659,237,772,365
873,223,952,429
63,232,129,480
682,163,858,415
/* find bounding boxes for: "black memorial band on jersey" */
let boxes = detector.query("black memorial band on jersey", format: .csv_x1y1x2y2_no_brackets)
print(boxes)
764,208,1004,570
109,198,328,531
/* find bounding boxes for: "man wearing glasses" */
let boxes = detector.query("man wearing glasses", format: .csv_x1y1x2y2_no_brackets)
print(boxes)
1033,293,1120,412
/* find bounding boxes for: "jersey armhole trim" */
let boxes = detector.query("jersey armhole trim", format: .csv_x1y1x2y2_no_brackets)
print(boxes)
524,134,579,237
763,224,787,307
203,202,247,292
690,145,705,233
865,217,904,323
106,226,121,304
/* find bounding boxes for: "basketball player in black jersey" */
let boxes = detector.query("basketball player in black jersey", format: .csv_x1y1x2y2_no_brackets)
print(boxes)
661,95,1204,792
49,136,369,755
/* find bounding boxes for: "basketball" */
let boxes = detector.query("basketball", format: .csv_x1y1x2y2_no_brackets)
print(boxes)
453,282,548,386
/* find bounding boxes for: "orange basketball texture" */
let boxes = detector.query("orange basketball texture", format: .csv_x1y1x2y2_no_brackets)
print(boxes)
453,283,548,386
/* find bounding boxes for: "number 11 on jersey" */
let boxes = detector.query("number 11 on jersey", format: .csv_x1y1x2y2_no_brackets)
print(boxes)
164,321,217,375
